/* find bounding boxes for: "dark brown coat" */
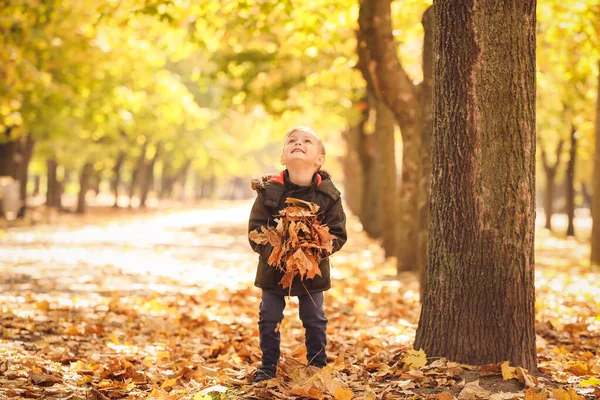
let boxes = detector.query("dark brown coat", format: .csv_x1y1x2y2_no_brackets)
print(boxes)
248,170,347,296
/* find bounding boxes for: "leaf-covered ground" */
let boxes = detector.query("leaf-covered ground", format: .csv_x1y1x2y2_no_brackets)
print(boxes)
0,202,599,399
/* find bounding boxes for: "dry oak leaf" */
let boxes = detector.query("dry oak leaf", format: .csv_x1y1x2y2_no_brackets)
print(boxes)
458,380,492,400
525,388,549,400
550,387,585,400
29,372,62,386
334,387,354,400
402,349,427,371
500,361,517,381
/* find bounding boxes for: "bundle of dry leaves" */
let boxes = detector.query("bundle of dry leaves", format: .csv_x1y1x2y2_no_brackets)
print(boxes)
248,197,336,293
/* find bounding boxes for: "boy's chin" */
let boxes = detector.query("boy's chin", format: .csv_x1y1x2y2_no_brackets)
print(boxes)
284,160,320,171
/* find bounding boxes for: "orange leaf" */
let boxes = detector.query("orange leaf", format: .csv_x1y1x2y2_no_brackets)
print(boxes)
334,387,354,400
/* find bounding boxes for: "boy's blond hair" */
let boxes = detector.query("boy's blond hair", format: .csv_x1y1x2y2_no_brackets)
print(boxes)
284,126,326,156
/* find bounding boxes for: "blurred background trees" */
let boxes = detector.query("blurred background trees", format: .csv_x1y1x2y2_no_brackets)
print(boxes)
2,0,600,269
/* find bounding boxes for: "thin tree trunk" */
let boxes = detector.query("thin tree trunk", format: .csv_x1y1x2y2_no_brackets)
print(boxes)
112,151,126,208
76,162,92,214
417,5,434,278
139,144,160,208
33,175,41,196
566,125,577,237
176,159,191,202
581,182,591,209
129,142,148,208
343,98,369,218
360,0,422,273
540,138,564,231
0,131,17,177
46,159,58,207
361,90,383,238
414,0,537,371
160,161,174,199
16,133,35,218
591,60,600,263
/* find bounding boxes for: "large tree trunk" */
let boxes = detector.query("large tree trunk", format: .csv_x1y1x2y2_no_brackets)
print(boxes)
591,60,600,264
360,0,422,273
375,95,397,256
356,3,395,251
112,151,126,208
540,138,564,231
414,0,537,371
565,125,577,237
76,162,92,214
139,144,160,208
417,6,434,278
15,133,35,218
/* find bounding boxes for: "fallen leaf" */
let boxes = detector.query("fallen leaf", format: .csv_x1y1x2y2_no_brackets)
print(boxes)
402,349,427,370
458,380,492,400
550,387,585,400
334,387,354,400
501,361,517,380
580,376,600,387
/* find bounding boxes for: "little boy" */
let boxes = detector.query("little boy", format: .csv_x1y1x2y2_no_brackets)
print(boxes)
248,126,347,382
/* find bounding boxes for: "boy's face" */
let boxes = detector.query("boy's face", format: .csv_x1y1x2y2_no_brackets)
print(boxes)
280,130,325,171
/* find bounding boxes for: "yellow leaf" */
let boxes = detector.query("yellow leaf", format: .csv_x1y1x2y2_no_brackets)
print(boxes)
501,361,517,380
109,333,120,345
193,394,213,400
161,378,177,389
580,377,600,387
334,387,354,400
35,300,50,311
403,349,427,370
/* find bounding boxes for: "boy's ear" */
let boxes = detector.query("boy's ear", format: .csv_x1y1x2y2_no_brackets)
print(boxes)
280,154,286,166
315,154,325,167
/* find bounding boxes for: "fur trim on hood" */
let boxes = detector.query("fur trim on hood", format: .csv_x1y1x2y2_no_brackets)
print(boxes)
251,170,331,192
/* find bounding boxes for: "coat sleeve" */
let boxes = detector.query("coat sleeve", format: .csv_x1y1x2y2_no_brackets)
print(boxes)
322,197,347,254
248,191,273,260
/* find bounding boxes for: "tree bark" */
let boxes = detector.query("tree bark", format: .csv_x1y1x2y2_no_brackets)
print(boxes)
591,60,600,263
361,90,383,239
360,0,422,273
343,98,369,218
76,162,92,214
112,151,126,208
565,125,577,237
375,95,397,255
356,2,394,250
540,138,564,231
417,6,434,279
414,0,537,371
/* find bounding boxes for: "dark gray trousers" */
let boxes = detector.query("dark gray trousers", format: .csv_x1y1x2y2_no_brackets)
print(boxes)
258,290,328,368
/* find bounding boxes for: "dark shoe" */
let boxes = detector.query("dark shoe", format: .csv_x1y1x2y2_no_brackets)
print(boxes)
308,361,326,369
253,367,276,383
